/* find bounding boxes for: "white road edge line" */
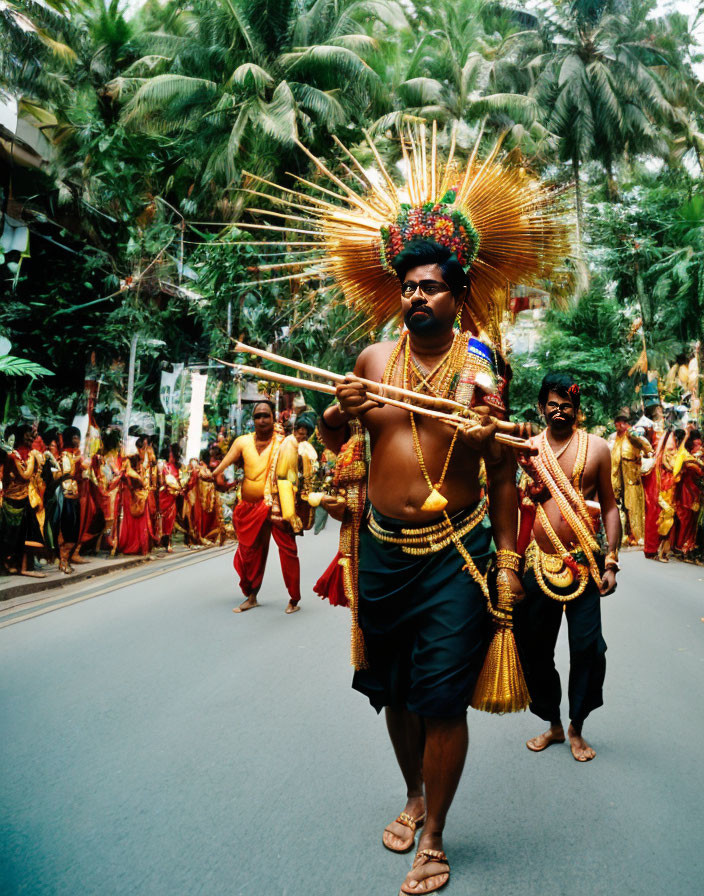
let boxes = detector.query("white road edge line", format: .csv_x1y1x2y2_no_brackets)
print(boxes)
0,546,233,629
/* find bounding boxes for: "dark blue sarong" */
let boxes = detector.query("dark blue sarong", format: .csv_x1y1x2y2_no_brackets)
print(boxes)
352,504,493,719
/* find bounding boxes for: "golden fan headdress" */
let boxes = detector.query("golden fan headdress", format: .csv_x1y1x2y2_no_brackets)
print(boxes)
236,122,571,334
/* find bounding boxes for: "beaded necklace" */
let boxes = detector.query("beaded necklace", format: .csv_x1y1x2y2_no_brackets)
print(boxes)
403,334,464,513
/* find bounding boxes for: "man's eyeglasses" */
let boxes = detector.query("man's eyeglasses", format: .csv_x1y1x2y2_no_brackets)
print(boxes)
401,280,450,299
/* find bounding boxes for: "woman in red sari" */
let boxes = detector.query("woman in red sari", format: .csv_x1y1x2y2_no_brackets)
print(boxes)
641,425,662,559
156,444,183,552
673,430,703,558
117,436,153,555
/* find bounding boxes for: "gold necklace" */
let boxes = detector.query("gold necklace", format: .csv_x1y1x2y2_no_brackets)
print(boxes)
404,337,460,513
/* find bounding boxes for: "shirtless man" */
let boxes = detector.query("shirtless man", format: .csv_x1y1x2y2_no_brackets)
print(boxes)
208,401,302,614
515,373,621,762
319,240,523,895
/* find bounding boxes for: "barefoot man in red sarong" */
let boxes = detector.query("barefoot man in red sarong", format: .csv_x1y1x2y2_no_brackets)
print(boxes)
207,400,302,614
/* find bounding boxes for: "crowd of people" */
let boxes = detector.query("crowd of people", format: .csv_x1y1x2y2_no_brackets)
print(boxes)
0,413,327,580
609,410,704,563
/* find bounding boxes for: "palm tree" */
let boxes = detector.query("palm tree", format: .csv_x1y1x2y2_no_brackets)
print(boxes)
370,0,539,149
109,0,387,214
530,0,678,239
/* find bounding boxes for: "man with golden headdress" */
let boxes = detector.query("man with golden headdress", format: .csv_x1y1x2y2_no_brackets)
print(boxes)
610,409,652,545
239,124,568,895
320,239,524,894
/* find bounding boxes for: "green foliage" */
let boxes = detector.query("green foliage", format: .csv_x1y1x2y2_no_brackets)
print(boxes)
511,290,633,427
3,0,704,429
0,355,54,379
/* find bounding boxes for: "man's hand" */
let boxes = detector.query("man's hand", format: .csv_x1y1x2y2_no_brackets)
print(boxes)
456,415,497,451
335,375,382,418
321,493,346,522
502,568,525,605
599,569,617,596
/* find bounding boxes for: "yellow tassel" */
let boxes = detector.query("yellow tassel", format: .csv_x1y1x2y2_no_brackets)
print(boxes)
471,569,530,714
341,557,369,670
420,488,448,513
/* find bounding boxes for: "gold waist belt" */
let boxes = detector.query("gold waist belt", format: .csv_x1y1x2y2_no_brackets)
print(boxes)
367,499,487,556
526,541,592,602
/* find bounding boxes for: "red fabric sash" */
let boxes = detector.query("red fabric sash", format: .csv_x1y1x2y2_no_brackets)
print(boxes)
314,551,348,607
233,498,270,547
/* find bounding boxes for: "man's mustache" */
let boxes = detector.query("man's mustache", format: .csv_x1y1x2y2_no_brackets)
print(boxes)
404,302,434,325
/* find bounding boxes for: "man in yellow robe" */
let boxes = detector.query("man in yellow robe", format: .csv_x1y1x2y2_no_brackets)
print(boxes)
610,410,652,545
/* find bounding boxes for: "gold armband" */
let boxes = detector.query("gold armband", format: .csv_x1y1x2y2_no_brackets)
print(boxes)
604,550,620,572
496,549,522,573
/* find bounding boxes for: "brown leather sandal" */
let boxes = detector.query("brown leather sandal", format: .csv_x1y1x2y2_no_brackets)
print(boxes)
382,811,426,853
399,849,450,894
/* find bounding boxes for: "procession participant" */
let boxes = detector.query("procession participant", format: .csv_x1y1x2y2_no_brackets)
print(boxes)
117,435,152,556
292,413,319,532
75,447,103,562
319,243,526,893
672,429,704,559
156,444,182,552
641,418,663,558
653,428,685,563
515,373,621,762
92,431,123,554
206,400,302,613
244,126,568,894
293,413,319,468
190,449,225,545
610,409,652,545
180,458,200,545
0,423,47,577
53,426,83,574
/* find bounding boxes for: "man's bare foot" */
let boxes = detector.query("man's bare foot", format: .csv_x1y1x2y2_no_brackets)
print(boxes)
285,601,300,614
233,596,259,613
526,724,565,752
568,724,595,761
383,795,426,852
400,831,450,894
71,556,89,565
20,570,47,579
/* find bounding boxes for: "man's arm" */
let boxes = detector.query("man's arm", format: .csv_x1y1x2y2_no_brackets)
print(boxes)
595,438,622,595
209,438,243,479
319,346,380,453
484,444,524,601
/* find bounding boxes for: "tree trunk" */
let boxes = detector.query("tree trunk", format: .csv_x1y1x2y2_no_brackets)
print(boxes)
573,155,583,246
123,332,139,451
605,159,618,201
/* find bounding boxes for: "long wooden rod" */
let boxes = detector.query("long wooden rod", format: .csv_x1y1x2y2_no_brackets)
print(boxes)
214,359,532,451
233,340,470,416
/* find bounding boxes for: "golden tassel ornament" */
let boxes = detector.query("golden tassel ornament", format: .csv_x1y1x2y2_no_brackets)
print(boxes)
471,569,530,714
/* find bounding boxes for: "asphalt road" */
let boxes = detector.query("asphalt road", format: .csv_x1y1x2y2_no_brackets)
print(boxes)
1,525,703,896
